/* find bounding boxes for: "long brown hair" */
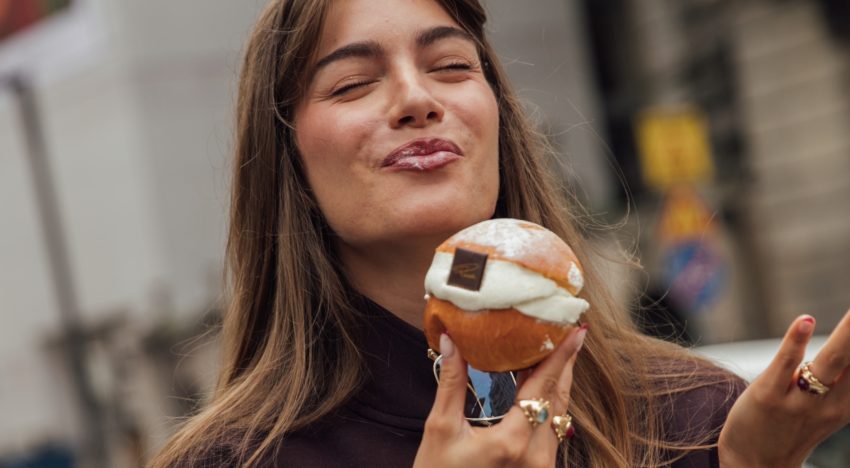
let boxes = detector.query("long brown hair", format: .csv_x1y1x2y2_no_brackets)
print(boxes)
150,1,739,466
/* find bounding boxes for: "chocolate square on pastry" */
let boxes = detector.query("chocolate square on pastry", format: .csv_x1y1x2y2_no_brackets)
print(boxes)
447,248,488,291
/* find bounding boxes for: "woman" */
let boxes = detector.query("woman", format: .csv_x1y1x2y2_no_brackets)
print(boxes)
151,0,850,466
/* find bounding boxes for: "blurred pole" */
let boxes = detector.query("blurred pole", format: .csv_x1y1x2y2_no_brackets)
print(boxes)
5,74,107,468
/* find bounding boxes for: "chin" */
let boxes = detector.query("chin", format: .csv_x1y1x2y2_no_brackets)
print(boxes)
334,183,499,248
397,202,495,243
382,162,499,239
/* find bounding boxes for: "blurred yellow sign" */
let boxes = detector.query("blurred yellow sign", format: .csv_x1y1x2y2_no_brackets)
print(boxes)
636,106,714,190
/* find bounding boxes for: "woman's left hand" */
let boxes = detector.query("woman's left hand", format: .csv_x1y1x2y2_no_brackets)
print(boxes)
718,308,850,468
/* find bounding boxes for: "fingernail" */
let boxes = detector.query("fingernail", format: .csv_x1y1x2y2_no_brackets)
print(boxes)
440,333,455,358
576,328,587,353
580,323,589,331
799,316,814,334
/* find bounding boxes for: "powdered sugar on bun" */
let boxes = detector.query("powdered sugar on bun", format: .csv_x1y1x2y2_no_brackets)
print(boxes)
449,218,550,258
436,218,585,295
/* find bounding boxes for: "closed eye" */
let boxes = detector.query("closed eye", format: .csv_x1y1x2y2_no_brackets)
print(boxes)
434,62,474,72
330,80,376,97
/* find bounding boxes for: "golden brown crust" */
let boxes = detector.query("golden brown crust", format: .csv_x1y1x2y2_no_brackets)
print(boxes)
424,297,577,372
435,221,583,295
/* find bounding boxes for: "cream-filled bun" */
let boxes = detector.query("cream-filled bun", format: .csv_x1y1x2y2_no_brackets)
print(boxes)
423,218,590,372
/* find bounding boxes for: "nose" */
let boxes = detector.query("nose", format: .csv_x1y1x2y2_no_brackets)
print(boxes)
388,71,445,129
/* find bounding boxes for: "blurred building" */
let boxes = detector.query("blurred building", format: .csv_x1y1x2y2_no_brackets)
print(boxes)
1,0,263,466
584,0,850,342
0,0,848,467
731,1,850,333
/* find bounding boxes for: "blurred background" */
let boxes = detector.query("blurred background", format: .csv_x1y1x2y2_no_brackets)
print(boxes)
1,0,848,466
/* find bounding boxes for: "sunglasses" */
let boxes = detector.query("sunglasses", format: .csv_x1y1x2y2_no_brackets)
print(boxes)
427,349,518,426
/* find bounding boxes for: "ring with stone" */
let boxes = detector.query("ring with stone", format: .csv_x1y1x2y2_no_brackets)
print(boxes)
551,414,575,443
797,361,830,395
516,398,551,428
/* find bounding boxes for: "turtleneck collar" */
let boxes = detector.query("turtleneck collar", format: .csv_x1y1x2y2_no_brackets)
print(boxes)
347,296,437,431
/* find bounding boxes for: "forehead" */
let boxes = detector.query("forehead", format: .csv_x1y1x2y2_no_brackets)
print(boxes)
317,0,461,54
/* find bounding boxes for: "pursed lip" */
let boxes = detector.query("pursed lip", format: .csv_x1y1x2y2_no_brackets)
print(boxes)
381,138,463,169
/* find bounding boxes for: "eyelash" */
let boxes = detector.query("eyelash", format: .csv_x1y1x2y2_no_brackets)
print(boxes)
330,62,475,97
331,80,375,97
436,61,474,72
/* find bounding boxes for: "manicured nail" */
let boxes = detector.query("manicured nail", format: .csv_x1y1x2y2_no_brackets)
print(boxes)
576,328,587,353
440,333,455,358
799,316,814,334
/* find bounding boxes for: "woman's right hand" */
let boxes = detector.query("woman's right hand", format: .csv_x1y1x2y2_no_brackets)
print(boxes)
414,328,587,468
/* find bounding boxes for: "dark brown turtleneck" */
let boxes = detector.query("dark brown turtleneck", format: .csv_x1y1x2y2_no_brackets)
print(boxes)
264,298,743,467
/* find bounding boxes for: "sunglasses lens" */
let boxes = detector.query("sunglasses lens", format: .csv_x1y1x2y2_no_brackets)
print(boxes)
434,360,516,421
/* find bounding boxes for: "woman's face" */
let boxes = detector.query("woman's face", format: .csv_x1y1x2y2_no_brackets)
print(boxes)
294,0,500,250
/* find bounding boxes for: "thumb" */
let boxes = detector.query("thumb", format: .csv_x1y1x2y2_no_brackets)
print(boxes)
761,315,814,392
430,334,470,427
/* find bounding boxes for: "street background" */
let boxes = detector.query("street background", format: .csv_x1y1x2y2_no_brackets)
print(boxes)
1,0,849,466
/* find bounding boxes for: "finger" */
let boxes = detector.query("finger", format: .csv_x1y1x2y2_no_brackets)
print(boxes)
761,315,813,392
553,350,580,414
810,308,850,386
527,349,581,458
428,334,469,433
827,365,850,402
825,370,850,425
517,327,587,401
499,327,587,436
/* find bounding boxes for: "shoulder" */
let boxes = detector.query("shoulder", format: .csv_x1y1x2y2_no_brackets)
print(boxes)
151,446,239,468
654,355,746,432
667,378,743,435
150,434,252,468
651,355,747,467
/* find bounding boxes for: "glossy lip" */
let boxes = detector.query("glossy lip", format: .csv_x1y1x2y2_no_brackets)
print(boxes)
382,138,463,171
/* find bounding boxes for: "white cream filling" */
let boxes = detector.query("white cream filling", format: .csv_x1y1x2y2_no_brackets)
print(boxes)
424,252,589,324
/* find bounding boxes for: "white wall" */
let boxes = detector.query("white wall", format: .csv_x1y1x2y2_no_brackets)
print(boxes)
0,0,265,454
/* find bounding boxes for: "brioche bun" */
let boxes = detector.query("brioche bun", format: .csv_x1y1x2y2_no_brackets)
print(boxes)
423,218,589,372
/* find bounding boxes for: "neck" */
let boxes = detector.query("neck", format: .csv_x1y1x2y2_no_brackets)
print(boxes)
339,237,440,330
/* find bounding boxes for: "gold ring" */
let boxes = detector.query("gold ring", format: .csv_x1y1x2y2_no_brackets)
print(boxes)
797,361,830,395
517,398,551,428
551,414,574,443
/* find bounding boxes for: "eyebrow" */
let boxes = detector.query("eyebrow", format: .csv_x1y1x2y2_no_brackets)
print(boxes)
416,25,474,49
313,41,383,74
311,26,476,75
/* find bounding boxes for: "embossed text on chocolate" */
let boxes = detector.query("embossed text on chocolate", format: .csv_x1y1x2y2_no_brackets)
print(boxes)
448,248,488,291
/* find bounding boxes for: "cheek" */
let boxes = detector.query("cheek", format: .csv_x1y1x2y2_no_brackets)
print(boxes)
294,112,350,227
482,95,502,208
296,110,354,190
297,108,344,169
445,89,500,218
293,106,383,234
456,87,499,149
461,90,500,178
296,106,380,170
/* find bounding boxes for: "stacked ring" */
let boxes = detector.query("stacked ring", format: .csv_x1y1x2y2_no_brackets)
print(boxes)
797,362,831,395
551,414,575,443
517,399,551,428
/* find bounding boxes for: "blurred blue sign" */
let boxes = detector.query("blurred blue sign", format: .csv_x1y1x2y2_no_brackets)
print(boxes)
664,240,726,314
